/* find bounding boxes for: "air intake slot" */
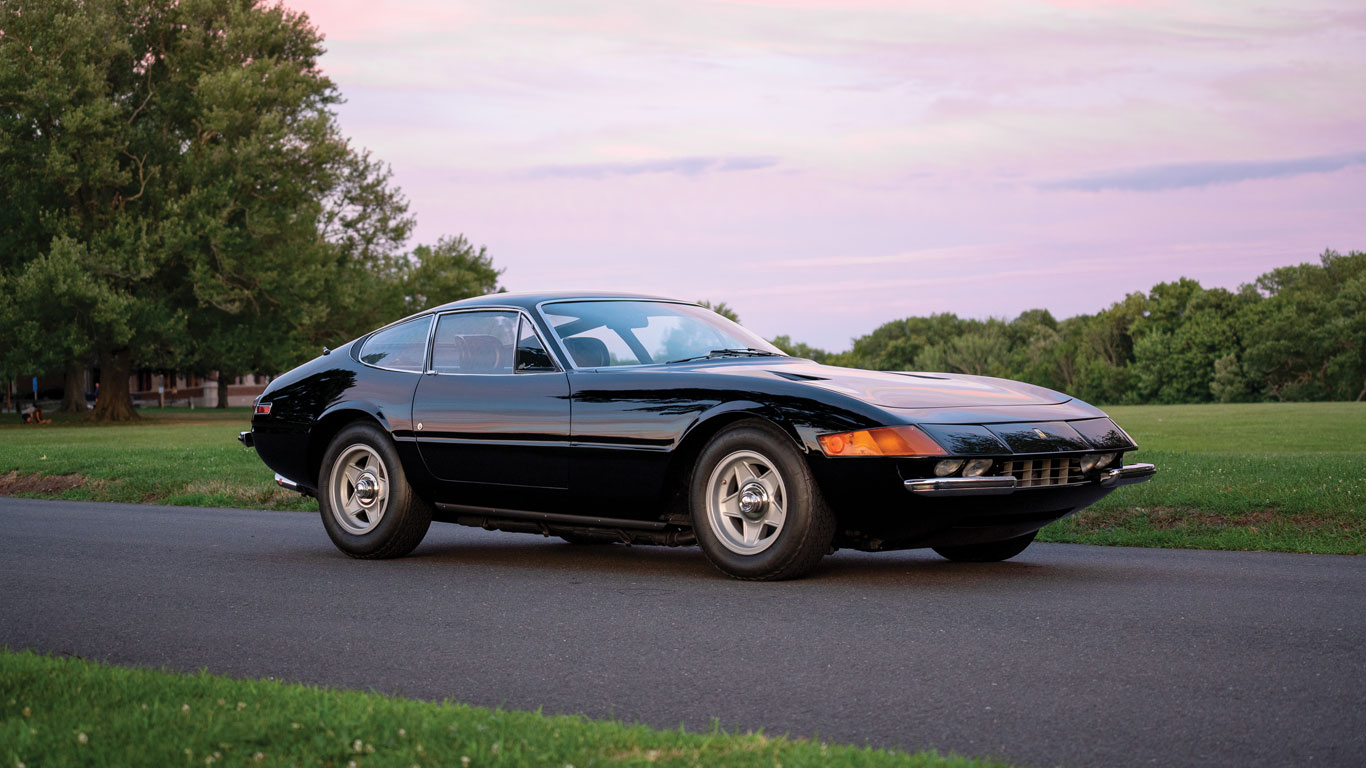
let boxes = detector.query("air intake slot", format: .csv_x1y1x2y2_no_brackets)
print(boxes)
1001,458,1084,488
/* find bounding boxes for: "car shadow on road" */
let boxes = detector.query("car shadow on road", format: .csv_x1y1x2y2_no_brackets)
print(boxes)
812,550,1122,589
409,535,718,577
396,531,1124,589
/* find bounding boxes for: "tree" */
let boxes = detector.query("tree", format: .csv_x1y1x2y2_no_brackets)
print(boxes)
697,300,740,324
0,0,170,419
916,325,1011,377
0,0,410,419
769,335,833,363
5,239,118,412
401,235,503,315
1243,250,1366,401
1130,284,1249,404
302,148,417,350
0,281,18,413
1209,353,1253,402
845,313,966,371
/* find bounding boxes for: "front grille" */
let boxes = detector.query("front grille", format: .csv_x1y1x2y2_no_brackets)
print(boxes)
1001,458,1084,488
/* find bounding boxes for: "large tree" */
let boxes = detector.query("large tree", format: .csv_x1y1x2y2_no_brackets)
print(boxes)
400,235,503,316
0,0,402,419
1243,250,1366,401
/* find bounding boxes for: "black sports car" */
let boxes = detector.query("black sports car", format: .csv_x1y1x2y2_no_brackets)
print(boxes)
240,292,1154,580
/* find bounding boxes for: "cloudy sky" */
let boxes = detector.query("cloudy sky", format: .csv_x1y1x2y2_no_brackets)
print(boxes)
289,0,1365,351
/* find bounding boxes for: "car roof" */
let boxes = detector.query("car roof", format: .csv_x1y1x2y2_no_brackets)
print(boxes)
428,290,689,313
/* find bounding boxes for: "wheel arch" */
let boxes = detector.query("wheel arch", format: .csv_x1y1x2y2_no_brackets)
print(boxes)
307,405,392,491
658,402,807,519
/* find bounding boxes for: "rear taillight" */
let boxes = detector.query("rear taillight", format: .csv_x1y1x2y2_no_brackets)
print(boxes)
254,403,272,415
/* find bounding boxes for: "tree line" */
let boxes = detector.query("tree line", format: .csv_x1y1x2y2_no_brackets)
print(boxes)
0,0,500,420
768,250,1366,404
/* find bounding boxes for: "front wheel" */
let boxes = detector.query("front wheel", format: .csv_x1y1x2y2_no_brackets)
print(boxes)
318,422,432,558
932,531,1036,563
690,421,835,580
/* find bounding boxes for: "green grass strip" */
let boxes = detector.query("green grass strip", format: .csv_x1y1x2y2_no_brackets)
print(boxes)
1036,403,1365,554
2,402,1362,555
0,409,313,511
0,650,1005,768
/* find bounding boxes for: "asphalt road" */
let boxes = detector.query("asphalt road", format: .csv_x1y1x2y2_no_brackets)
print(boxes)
2,497,1363,767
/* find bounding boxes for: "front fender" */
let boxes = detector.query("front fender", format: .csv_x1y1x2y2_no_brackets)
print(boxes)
677,399,805,454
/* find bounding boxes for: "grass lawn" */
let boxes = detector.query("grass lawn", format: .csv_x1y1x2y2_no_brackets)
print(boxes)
0,407,311,511
0,401,1362,554
0,650,1003,768
1037,402,1365,553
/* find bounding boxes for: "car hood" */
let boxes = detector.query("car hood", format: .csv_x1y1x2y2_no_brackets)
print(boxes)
757,361,1071,409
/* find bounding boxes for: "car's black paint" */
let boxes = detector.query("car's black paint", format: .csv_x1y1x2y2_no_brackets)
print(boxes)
412,368,572,488
245,291,1144,553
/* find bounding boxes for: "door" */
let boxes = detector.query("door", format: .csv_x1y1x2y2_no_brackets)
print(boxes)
412,310,570,489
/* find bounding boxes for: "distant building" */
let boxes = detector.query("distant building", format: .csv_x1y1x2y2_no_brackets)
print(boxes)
129,371,273,408
6,369,273,410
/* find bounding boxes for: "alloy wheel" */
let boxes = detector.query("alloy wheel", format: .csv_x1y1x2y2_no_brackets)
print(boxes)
328,443,390,535
705,449,788,555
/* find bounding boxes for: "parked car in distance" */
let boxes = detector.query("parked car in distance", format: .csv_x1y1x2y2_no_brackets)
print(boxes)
240,292,1154,580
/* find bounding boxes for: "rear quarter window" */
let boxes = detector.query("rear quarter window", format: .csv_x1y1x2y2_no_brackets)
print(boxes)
358,316,432,372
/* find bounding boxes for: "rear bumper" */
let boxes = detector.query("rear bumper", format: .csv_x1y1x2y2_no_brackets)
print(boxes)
905,463,1155,497
275,473,312,496
237,430,253,448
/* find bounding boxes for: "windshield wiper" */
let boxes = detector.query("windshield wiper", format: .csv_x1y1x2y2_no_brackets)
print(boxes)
666,348,784,364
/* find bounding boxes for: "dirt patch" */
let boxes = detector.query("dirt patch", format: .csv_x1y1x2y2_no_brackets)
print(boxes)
0,470,90,495
1073,505,1345,534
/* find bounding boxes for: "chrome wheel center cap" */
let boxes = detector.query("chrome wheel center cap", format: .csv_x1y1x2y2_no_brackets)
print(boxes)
738,482,769,520
354,474,380,507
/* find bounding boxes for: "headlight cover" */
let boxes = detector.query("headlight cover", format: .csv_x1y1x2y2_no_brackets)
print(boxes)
934,459,965,476
962,458,995,477
1079,453,1118,473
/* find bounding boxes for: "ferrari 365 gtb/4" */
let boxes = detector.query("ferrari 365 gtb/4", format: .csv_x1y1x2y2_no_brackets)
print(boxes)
240,292,1154,580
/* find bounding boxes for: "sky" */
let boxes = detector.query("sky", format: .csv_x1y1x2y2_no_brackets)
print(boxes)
287,0,1366,351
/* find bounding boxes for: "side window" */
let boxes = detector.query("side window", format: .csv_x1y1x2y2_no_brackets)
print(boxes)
358,316,432,372
515,317,557,372
431,311,517,374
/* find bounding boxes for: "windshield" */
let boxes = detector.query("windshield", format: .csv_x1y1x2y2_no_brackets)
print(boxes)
542,300,785,367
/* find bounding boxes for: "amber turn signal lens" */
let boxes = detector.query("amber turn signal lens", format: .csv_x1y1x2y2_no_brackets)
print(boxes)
817,426,945,457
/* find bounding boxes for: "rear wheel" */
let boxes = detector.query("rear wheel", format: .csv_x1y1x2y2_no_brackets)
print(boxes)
690,421,834,580
932,531,1036,563
318,423,432,558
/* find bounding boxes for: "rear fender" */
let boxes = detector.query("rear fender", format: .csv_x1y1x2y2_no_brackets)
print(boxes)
317,400,395,434
306,404,397,494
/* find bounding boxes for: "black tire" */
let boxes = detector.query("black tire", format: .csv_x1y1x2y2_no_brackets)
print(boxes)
690,420,835,580
932,531,1037,563
317,422,432,559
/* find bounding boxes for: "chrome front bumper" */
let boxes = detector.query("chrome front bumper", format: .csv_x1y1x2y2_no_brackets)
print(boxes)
1098,463,1158,488
906,463,1156,497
